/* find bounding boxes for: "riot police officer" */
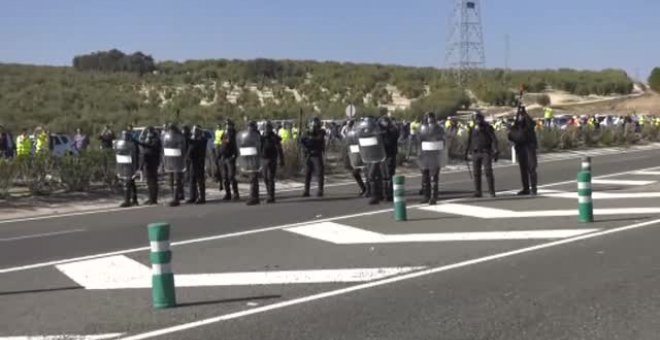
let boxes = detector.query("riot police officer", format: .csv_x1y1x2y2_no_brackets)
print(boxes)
509,106,538,196
379,116,400,202
162,124,186,207
237,121,262,206
344,119,367,196
186,125,208,204
465,112,499,198
418,112,446,205
301,117,326,197
135,126,161,205
115,130,139,208
356,117,387,205
218,119,240,201
261,121,285,203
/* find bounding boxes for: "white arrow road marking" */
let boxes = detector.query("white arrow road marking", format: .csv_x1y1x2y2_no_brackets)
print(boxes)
286,222,599,244
421,203,660,218
0,333,124,340
591,179,656,186
55,255,423,290
543,191,660,199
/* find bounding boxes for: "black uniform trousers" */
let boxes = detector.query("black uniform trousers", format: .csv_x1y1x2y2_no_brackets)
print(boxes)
421,168,440,202
351,168,366,194
472,151,495,195
382,156,396,201
515,145,538,193
143,157,159,203
262,158,277,200
189,161,206,202
248,172,260,203
222,157,239,198
123,178,137,204
367,162,384,203
169,172,184,204
304,155,324,195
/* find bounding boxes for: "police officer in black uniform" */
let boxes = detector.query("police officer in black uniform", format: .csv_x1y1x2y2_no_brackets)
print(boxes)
465,112,499,198
261,121,285,203
116,130,139,208
163,124,186,207
418,112,445,205
379,116,400,202
345,119,367,196
301,117,326,197
238,121,263,206
135,126,161,205
218,119,240,201
509,106,538,196
186,125,208,204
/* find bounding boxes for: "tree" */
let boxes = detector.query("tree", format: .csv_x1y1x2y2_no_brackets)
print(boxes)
536,94,551,106
649,68,660,92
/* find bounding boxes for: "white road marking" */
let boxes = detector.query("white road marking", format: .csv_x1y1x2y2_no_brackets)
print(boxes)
633,171,660,176
116,217,660,340
421,203,660,218
4,164,660,275
287,222,598,244
0,333,124,340
543,192,660,199
0,229,85,242
56,255,423,289
591,179,656,186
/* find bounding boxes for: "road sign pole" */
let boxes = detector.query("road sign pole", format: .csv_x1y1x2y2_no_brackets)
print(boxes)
393,176,407,222
148,223,176,309
577,157,593,223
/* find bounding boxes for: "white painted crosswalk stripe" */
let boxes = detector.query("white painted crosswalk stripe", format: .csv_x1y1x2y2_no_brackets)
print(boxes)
421,203,660,218
0,334,124,340
591,179,656,186
543,191,660,199
56,255,423,290
633,171,660,176
286,222,599,244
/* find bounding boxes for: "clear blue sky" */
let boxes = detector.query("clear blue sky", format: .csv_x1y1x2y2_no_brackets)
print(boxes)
1,0,657,79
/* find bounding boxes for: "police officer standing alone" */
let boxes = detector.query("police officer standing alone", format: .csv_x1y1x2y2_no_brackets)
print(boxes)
509,106,538,196
301,117,326,197
261,121,284,203
238,121,262,206
417,112,445,205
186,125,207,204
218,119,240,201
115,130,139,208
465,112,498,198
379,116,399,202
135,127,161,205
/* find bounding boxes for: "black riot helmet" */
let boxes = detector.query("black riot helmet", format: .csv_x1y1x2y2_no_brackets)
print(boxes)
265,121,274,133
474,112,485,124
225,119,235,129
378,116,392,129
424,112,437,125
191,125,202,139
347,119,355,128
310,117,322,131
248,120,258,132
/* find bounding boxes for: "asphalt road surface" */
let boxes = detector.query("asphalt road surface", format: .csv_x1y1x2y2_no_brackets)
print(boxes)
2,147,660,339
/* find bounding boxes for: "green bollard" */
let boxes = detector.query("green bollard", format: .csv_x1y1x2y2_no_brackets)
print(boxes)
393,175,407,222
148,223,176,309
577,157,594,223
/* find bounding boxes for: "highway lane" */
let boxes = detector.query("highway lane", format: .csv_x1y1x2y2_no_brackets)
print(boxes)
1,148,660,270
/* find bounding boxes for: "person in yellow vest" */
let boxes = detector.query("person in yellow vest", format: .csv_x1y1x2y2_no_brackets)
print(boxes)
279,125,292,143
34,127,49,154
213,123,225,187
543,107,554,127
16,128,33,159
214,124,224,147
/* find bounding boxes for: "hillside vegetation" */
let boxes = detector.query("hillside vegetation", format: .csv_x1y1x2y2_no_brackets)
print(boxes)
0,50,635,133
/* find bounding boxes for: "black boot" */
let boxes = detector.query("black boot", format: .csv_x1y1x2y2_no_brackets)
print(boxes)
232,181,240,201
429,181,439,205
196,180,206,204
246,198,260,206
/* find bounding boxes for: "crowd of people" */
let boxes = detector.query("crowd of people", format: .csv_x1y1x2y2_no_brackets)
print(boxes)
107,106,539,208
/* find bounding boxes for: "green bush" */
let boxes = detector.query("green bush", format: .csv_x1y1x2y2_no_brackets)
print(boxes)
641,125,659,142
86,149,119,191
537,128,561,152
279,141,303,179
17,155,56,196
0,159,20,198
599,128,616,146
57,154,95,192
